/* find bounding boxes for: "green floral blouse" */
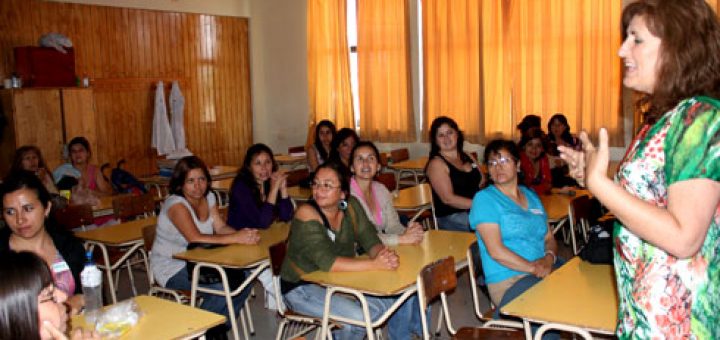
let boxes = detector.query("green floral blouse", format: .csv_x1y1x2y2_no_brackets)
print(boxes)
614,96,720,339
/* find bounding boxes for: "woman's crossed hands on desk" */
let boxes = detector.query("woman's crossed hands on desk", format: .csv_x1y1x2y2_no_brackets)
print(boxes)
372,246,399,270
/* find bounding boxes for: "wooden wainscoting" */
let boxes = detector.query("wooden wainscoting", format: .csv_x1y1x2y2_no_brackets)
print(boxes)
0,0,252,175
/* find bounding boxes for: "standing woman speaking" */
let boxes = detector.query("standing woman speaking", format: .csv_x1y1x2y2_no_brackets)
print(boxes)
560,0,720,338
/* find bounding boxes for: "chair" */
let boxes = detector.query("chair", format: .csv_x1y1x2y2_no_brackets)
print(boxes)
288,145,306,155
417,256,524,340
112,193,157,222
142,224,190,303
376,172,397,192
51,204,94,231
269,241,329,340
390,148,419,187
286,168,310,188
533,323,592,340
111,193,158,296
568,195,600,255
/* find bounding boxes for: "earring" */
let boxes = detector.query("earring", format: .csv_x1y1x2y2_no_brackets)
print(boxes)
338,199,348,210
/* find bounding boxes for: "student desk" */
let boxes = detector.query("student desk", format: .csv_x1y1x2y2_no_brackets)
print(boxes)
71,295,225,340
287,186,312,203
173,222,290,340
275,154,307,169
388,157,428,185
74,217,157,304
301,230,476,339
208,165,239,180
392,183,432,211
501,257,618,338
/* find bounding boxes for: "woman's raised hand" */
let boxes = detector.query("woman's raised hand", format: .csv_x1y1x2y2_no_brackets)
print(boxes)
233,228,261,245
559,129,610,190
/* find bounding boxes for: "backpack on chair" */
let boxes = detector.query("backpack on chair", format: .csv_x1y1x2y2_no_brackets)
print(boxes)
102,160,147,195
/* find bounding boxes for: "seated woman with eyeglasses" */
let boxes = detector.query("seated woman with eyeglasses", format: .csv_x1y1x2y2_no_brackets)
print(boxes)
280,162,423,340
0,251,99,340
469,139,562,315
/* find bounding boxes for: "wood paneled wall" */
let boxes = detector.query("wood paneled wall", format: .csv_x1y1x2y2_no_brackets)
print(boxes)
0,0,252,175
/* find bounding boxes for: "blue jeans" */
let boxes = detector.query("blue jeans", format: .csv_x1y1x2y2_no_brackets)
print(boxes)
165,266,252,329
284,283,423,340
436,212,471,232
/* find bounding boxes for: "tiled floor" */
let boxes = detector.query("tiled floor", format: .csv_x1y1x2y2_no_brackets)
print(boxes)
110,235,584,339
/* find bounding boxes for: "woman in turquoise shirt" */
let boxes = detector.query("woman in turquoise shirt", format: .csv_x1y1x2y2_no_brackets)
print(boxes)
469,139,560,311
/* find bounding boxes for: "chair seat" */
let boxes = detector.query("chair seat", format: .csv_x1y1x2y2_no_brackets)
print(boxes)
453,326,524,340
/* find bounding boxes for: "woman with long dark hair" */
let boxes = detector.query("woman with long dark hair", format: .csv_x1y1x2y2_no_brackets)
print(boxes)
11,145,58,194
0,251,98,340
425,116,483,231
226,143,293,230
306,120,336,172
328,128,359,176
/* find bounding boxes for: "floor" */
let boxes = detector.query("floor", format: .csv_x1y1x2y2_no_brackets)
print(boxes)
110,235,584,340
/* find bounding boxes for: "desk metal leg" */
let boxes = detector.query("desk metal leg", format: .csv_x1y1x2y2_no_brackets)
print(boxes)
190,262,269,340
84,241,146,304
523,319,532,340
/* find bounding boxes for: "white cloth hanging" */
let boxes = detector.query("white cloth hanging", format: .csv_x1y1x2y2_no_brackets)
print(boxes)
169,81,187,151
151,81,176,156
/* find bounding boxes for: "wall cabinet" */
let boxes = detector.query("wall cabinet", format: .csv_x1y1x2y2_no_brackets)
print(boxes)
0,88,96,177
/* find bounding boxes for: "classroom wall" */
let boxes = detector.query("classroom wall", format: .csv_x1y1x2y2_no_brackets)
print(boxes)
1,0,253,175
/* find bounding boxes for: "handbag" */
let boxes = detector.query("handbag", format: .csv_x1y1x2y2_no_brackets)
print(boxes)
186,243,247,286
579,223,614,264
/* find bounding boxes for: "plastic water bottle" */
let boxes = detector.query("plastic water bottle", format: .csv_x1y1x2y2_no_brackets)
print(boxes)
80,251,103,324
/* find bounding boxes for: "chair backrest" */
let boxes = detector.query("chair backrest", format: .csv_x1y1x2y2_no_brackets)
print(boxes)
376,172,397,192
288,145,306,154
390,148,410,163
569,195,593,224
466,245,487,320
418,256,457,338
51,204,94,231
113,193,156,222
142,224,157,253
286,168,310,188
268,241,289,315
379,152,390,166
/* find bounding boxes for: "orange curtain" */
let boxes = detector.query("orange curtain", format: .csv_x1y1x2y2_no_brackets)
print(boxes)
422,0,483,142
502,0,624,145
357,0,416,142
307,0,355,129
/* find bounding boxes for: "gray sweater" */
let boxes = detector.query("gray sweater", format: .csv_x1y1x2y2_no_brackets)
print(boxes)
350,180,406,245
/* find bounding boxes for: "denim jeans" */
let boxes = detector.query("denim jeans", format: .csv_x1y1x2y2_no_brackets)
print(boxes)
284,283,423,340
436,212,471,232
165,266,252,329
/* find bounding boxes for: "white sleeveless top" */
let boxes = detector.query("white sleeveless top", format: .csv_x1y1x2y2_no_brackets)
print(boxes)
150,193,216,286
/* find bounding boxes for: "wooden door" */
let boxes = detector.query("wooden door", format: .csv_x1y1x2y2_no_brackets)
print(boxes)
12,89,64,169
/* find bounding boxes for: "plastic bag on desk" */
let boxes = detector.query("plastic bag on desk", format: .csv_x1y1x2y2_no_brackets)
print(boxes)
71,186,100,206
95,299,142,338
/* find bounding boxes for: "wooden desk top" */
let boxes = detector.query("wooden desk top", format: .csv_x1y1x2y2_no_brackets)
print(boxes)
288,186,312,202
74,217,157,246
173,222,290,268
501,257,618,335
212,178,234,192
392,183,432,210
71,295,225,339
138,175,169,185
208,165,239,180
301,230,475,296
539,190,591,222
275,154,307,165
389,157,428,171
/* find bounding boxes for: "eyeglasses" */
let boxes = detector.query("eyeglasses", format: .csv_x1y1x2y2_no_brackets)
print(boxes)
311,182,341,190
488,156,512,168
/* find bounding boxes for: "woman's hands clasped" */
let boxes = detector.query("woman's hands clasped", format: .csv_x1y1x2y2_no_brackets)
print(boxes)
372,246,400,270
399,222,424,245
232,228,260,245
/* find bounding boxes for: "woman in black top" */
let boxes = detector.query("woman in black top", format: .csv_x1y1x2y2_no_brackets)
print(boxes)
425,116,483,232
